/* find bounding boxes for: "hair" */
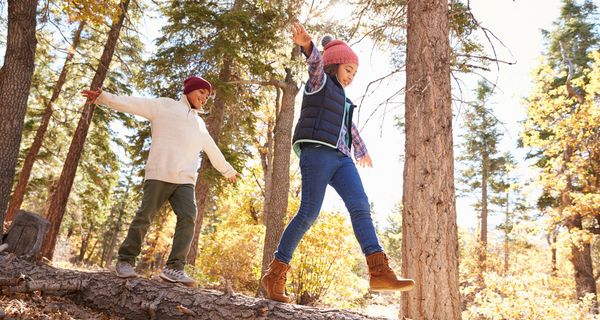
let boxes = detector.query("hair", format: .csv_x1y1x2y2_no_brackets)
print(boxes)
324,64,339,77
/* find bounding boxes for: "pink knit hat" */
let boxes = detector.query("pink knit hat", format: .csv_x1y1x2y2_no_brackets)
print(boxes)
183,76,212,94
321,36,359,67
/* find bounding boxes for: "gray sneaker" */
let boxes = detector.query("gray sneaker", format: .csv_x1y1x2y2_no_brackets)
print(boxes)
115,261,138,278
159,268,197,287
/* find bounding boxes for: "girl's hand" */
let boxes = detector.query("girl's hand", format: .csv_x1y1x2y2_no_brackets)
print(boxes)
357,154,373,168
81,89,103,104
291,22,312,52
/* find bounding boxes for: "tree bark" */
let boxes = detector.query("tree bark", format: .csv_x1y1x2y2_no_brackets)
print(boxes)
186,57,232,266
5,21,86,222
401,0,461,318
259,64,299,289
0,0,39,238
41,0,130,260
0,256,386,320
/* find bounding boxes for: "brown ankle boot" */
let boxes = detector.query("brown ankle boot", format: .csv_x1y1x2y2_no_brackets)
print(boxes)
366,252,415,292
261,258,291,303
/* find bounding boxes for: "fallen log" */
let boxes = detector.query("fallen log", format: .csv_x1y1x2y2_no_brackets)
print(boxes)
0,255,389,320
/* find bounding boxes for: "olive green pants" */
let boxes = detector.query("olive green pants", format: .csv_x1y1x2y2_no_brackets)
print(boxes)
118,179,196,270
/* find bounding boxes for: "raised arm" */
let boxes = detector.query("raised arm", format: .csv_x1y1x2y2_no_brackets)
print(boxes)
291,22,325,93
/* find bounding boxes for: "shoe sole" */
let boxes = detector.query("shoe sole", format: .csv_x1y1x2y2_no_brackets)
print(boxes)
159,273,197,288
370,282,415,292
115,271,138,279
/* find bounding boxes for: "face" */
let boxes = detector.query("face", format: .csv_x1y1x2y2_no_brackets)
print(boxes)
186,88,211,109
336,63,358,88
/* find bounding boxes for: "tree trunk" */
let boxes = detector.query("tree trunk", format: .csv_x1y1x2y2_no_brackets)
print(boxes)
401,0,461,318
186,57,233,265
78,230,91,262
567,214,597,307
261,94,277,223
41,0,130,260
503,184,510,275
547,226,558,276
5,21,86,222
260,64,299,292
0,0,39,238
0,257,386,320
561,147,597,311
480,154,488,274
103,206,125,267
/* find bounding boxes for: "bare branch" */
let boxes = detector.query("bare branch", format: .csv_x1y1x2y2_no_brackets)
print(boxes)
227,79,286,89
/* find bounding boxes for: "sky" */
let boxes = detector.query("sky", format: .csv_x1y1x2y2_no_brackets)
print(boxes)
134,1,566,237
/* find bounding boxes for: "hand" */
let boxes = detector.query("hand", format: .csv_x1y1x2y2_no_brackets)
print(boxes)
81,88,103,104
227,172,239,183
291,22,312,50
357,154,373,168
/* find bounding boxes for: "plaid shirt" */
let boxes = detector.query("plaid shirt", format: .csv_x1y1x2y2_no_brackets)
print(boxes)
302,43,369,161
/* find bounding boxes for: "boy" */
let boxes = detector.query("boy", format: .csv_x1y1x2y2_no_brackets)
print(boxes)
82,76,238,287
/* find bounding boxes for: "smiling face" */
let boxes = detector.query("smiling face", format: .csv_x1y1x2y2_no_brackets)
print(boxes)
185,88,211,109
336,62,358,88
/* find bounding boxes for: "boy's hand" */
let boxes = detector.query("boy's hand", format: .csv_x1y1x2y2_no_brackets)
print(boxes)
291,22,312,52
357,154,373,168
227,172,239,183
81,89,103,105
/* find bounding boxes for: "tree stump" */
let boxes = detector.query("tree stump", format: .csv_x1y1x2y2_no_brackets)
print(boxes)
3,211,49,260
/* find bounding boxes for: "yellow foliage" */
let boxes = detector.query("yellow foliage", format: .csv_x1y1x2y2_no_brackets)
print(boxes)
463,272,598,320
288,209,368,307
460,223,599,320
190,171,265,294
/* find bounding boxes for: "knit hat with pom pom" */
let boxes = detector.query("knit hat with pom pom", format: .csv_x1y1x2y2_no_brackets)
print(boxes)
321,35,359,67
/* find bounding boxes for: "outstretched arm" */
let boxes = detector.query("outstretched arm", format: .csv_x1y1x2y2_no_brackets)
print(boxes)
81,89,159,121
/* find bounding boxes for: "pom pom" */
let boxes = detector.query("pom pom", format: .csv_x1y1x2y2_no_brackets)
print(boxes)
321,35,333,48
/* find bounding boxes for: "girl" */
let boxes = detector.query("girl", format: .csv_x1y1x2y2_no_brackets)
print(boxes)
261,23,414,303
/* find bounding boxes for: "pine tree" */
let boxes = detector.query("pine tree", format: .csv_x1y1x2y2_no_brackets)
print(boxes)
457,80,507,274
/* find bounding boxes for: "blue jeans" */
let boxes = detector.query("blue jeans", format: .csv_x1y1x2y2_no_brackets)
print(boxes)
274,144,383,264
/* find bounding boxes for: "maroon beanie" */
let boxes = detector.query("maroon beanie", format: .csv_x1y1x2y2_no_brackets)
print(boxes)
321,36,359,67
183,76,212,94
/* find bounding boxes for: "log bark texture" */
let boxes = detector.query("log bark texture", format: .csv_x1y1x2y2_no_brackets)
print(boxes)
0,256,387,320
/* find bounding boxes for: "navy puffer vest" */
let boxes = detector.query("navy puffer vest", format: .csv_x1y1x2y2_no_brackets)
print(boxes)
292,74,355,156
